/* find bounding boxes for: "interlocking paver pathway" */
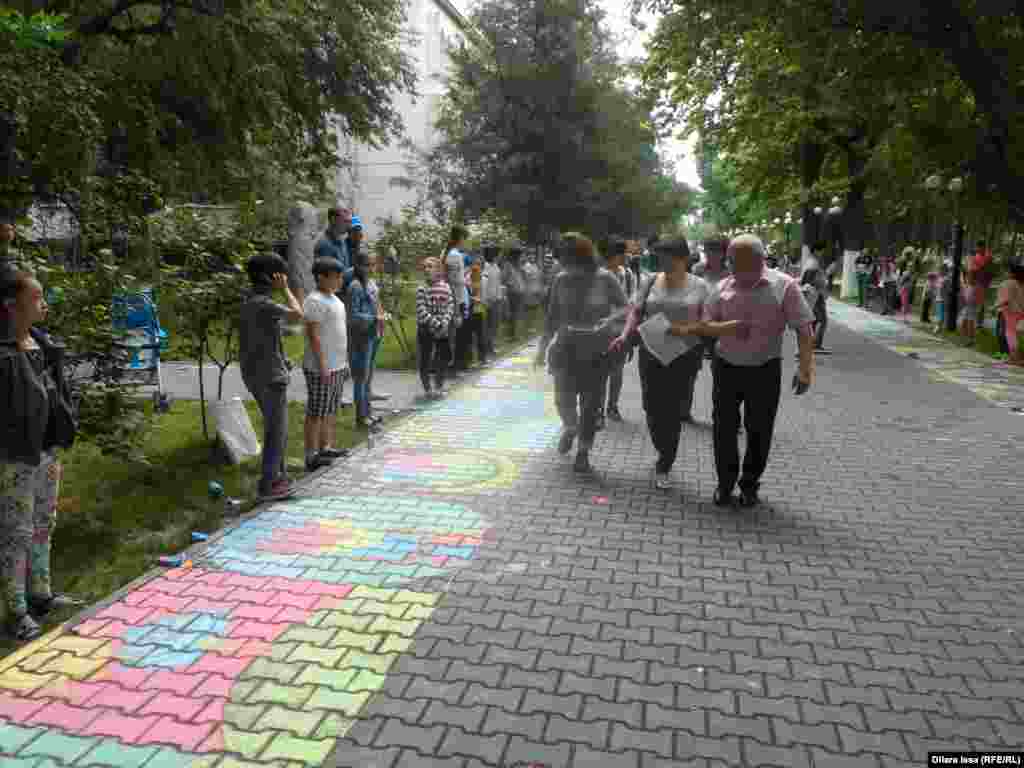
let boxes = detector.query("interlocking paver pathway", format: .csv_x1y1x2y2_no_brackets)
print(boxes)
1,318,1023,767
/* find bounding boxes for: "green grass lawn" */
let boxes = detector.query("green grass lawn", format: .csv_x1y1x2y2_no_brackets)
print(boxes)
0,398,362,654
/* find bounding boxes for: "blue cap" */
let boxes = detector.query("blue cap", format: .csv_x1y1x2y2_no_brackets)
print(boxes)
350,216,363,230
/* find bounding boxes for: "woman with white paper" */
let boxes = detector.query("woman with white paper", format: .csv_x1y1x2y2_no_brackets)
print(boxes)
610,239,710,492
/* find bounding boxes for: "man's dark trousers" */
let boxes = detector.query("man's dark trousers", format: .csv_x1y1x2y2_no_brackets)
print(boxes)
712,357,782,494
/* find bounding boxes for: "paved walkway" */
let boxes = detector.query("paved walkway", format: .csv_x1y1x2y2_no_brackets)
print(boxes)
1,318,1023,767
827,300,1024,410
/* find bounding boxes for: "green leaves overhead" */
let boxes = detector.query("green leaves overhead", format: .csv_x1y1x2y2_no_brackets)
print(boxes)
434,0,694,244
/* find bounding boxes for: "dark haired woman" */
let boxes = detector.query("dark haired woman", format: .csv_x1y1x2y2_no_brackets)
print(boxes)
0,269,82,642
347,250,381,432
535,235,628,473
611,239,710,492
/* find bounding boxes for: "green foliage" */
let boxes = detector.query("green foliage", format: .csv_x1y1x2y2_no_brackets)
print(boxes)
23,249,155,463
0,9,70,49
435,0,691,244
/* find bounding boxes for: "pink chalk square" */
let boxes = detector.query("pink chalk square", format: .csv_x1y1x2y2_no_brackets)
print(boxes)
147,716,216,752
27,700,102,732
592,496,609,504
88,685,157,714
141,593,193,612
0,693,48,721
181,583,234,601
269,591,319,610
220,573,270,590
230,604,282,622
191,674,234,700
140,669,207,696
274,606,314,624
32,678,108,707
430,556,449,568
87,710,161,744
94,662,155,691
188,653,252,679
225,587,276,605
94,604,157,625
71,618,110,637
139,693,208,721
227,621,289,642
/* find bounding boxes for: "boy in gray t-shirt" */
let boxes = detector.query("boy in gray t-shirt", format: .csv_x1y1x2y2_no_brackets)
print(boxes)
239,253,304,500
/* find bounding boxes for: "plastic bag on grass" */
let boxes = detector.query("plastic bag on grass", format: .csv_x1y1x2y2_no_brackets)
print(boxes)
211,397,261,464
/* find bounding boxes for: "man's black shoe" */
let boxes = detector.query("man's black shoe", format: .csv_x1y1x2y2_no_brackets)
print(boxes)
29,593,85,617
739,488,759,508
713,488,734,507
305,453,335,472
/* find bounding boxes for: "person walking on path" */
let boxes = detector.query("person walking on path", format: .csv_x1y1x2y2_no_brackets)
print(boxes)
703,234,815,508
0,268,83,642
535,235,628,474
481,245,503,360
416,257,455,398
347,250,382,433
301,259,350,472
996,261,1024,366
610,238,709,492
802,242,830,351
598,239,636,428
921,267,939,324
239,254,304,501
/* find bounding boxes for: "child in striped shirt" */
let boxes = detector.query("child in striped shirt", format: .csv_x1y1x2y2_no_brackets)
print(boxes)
416,257,455,397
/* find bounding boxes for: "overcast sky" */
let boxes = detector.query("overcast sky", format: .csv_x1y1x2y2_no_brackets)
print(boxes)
455,0,702,190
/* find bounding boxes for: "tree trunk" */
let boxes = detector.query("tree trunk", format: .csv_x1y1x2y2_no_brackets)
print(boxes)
197,335,208,440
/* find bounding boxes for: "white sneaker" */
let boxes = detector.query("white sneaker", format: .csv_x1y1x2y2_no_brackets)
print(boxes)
655,472,671,490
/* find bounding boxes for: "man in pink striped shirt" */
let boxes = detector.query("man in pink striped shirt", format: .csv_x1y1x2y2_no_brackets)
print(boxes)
701,235,815,508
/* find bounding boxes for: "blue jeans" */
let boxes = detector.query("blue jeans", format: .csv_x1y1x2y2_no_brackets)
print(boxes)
366,336,380,400
350,340,373,420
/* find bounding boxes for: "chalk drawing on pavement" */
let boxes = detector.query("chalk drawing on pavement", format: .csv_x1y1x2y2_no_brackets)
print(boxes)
0,495,493,766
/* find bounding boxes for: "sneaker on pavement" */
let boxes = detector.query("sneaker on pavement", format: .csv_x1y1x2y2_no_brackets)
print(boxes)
573,451,592,473
370,392,391,401
607,408,623,422
654,472,671,490
305,453,334,472
318,447,350,459
28,593,85,617
739,488,760,508
713,488,734,507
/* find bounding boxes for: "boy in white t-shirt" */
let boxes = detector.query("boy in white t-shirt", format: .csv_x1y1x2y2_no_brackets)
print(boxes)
302,259,350,472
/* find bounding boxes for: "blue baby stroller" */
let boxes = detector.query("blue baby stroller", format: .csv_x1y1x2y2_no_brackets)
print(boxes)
111,288,171,412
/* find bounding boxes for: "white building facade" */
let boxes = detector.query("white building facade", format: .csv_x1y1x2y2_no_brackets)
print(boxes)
334,0,470,239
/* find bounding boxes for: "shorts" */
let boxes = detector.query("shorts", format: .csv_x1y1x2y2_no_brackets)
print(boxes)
958,304,978,324
303,368,345,417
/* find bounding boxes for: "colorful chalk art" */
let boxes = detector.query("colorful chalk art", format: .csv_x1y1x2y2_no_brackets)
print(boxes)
0,348,557,767
0,496,493,767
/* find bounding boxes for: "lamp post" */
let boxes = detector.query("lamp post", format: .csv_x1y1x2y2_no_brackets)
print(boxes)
946,176,965,332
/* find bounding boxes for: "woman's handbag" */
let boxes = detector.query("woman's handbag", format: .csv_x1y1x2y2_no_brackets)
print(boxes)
627,274,657,350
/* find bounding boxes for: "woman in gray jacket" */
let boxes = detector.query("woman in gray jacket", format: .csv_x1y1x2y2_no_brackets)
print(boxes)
534,235,628,473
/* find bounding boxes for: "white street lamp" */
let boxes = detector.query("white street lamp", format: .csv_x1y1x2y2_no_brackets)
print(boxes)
925,174,942,191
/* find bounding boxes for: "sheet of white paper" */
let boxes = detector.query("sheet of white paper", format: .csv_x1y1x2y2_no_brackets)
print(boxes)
638,312,697,366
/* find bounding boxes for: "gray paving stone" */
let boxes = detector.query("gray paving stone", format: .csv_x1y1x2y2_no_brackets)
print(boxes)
437,727,508,765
